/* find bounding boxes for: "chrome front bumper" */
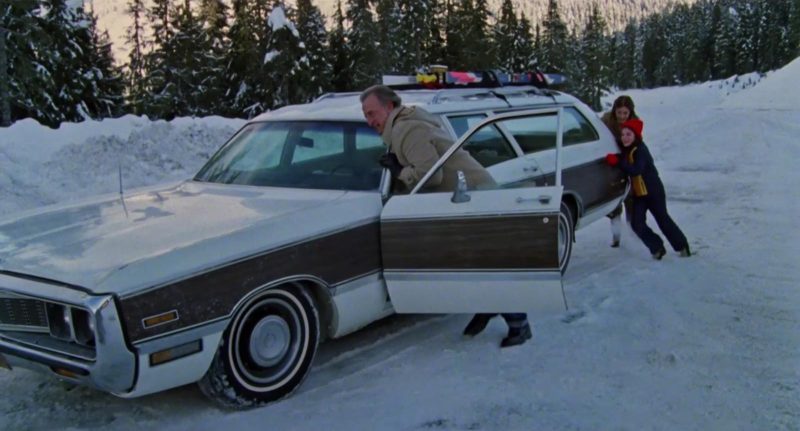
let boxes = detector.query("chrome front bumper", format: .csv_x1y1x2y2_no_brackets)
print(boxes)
0,273,136,394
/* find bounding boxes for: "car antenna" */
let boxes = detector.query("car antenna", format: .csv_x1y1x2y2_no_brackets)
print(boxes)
118,161,129,218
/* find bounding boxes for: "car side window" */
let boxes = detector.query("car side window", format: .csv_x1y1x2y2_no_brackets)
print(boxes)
447,114,516,168
503,113,558,155
563,107,599,145
503,107,599,155
447,114,486,138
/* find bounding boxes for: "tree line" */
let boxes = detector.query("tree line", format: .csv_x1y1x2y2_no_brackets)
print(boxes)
1,0,798,128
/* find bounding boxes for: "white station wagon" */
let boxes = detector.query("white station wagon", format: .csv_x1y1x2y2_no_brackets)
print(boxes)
0,81,626,408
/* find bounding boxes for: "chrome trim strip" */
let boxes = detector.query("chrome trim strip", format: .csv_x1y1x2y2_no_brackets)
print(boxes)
384,271,558,282
382,212,555,223
329,269,382,290
385,269,554,273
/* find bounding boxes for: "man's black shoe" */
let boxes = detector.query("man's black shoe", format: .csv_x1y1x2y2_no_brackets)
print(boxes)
500,324,532,348
652,247,667,260
462,314,492,337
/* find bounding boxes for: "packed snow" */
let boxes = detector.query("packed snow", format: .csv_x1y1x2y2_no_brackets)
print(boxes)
1,58,799,430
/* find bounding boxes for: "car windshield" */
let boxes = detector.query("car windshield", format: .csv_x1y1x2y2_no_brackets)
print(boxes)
194,121,386,191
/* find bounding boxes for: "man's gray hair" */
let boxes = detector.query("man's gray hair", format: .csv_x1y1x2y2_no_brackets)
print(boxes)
360,85,402,107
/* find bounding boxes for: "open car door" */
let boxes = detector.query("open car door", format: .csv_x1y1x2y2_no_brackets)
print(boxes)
380,108,568,313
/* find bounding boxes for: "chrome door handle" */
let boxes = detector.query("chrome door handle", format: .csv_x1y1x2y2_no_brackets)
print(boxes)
523,166,539,173
516,195,551,204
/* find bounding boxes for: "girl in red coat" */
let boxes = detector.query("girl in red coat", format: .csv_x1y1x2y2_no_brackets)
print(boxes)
611,119,691,260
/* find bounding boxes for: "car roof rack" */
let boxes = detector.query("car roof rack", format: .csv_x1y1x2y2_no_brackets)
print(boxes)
383,66,558,91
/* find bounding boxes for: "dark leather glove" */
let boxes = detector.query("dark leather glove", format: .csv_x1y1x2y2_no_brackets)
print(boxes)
605,153,620,167
379,153,403,178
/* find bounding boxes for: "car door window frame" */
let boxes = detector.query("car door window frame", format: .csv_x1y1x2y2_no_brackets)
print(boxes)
412,107,565,195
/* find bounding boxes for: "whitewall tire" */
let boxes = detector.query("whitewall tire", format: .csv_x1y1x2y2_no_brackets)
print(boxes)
199,285,320,408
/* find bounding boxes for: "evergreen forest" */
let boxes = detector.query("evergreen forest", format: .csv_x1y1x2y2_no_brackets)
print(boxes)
1,0,799,127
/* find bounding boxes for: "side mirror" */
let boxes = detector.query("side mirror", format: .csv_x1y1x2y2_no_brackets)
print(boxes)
451,170,471,203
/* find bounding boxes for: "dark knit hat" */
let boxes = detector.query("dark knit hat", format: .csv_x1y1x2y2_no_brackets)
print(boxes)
620,118,643,140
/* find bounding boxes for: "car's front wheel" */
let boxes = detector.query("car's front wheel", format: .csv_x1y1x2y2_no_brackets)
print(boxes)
199,285,320,409
558,201,574,274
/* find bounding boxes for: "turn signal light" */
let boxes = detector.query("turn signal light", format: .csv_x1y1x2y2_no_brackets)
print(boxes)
149,340,202,367
142,310,179,329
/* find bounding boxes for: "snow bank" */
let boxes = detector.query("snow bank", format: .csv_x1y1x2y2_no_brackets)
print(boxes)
0,115,245,217
722,56,800,110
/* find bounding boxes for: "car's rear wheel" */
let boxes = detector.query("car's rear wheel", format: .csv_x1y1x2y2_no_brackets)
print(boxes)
558,201,574,274
199,285,319,409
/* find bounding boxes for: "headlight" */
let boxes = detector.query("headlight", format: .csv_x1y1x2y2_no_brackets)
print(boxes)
72,308,95,346
46,303,95,346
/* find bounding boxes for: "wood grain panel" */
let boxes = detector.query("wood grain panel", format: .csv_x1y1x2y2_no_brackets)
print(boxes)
382,214,558,271
563,159,627,209
120,223,381,342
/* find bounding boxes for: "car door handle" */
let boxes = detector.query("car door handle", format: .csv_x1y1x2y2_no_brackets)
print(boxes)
516,195,551,204
523,166,539,173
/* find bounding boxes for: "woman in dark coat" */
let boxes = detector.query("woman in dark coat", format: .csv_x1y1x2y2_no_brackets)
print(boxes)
601,96,639,247
610,118,691,259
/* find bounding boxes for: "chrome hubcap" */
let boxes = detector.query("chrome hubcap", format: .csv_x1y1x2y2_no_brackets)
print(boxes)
248,316,290,367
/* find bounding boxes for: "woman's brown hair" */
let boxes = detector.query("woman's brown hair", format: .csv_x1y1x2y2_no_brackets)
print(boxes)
611,95,639,123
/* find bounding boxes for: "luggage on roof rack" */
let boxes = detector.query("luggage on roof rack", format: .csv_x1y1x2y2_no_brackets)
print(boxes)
381,66,564,91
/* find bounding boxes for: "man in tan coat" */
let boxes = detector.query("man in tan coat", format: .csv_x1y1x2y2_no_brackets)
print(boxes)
360,85,531,348
360,85,495,193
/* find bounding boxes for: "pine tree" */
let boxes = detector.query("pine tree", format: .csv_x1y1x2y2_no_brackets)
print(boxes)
83,11,126,119
493,0,518,71
125,0,148,115
225,0,262,116
736,0,764,72
376,0,402,73
532,23,542,67
423,0,447,65
197,0,229,113
0,0,43,126
444,0,468,68
296,0,331,99
398,0,431,72
512,13,535,71
463,0,493,69
32,0,123,125
0,18,8,126
345,0,380,89
713,1,738,78
541,0,569,74
577,3,608,110
707,1,722,79
261,3,307,108
328,0,351,91
618,19,638,89
142,0,174,118
762,0,792,70
36,0,78,125
791,0,800,58
169,0,215,117
640,13,667,87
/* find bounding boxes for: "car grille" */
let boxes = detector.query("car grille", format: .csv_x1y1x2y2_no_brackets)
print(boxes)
0,297,48,329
